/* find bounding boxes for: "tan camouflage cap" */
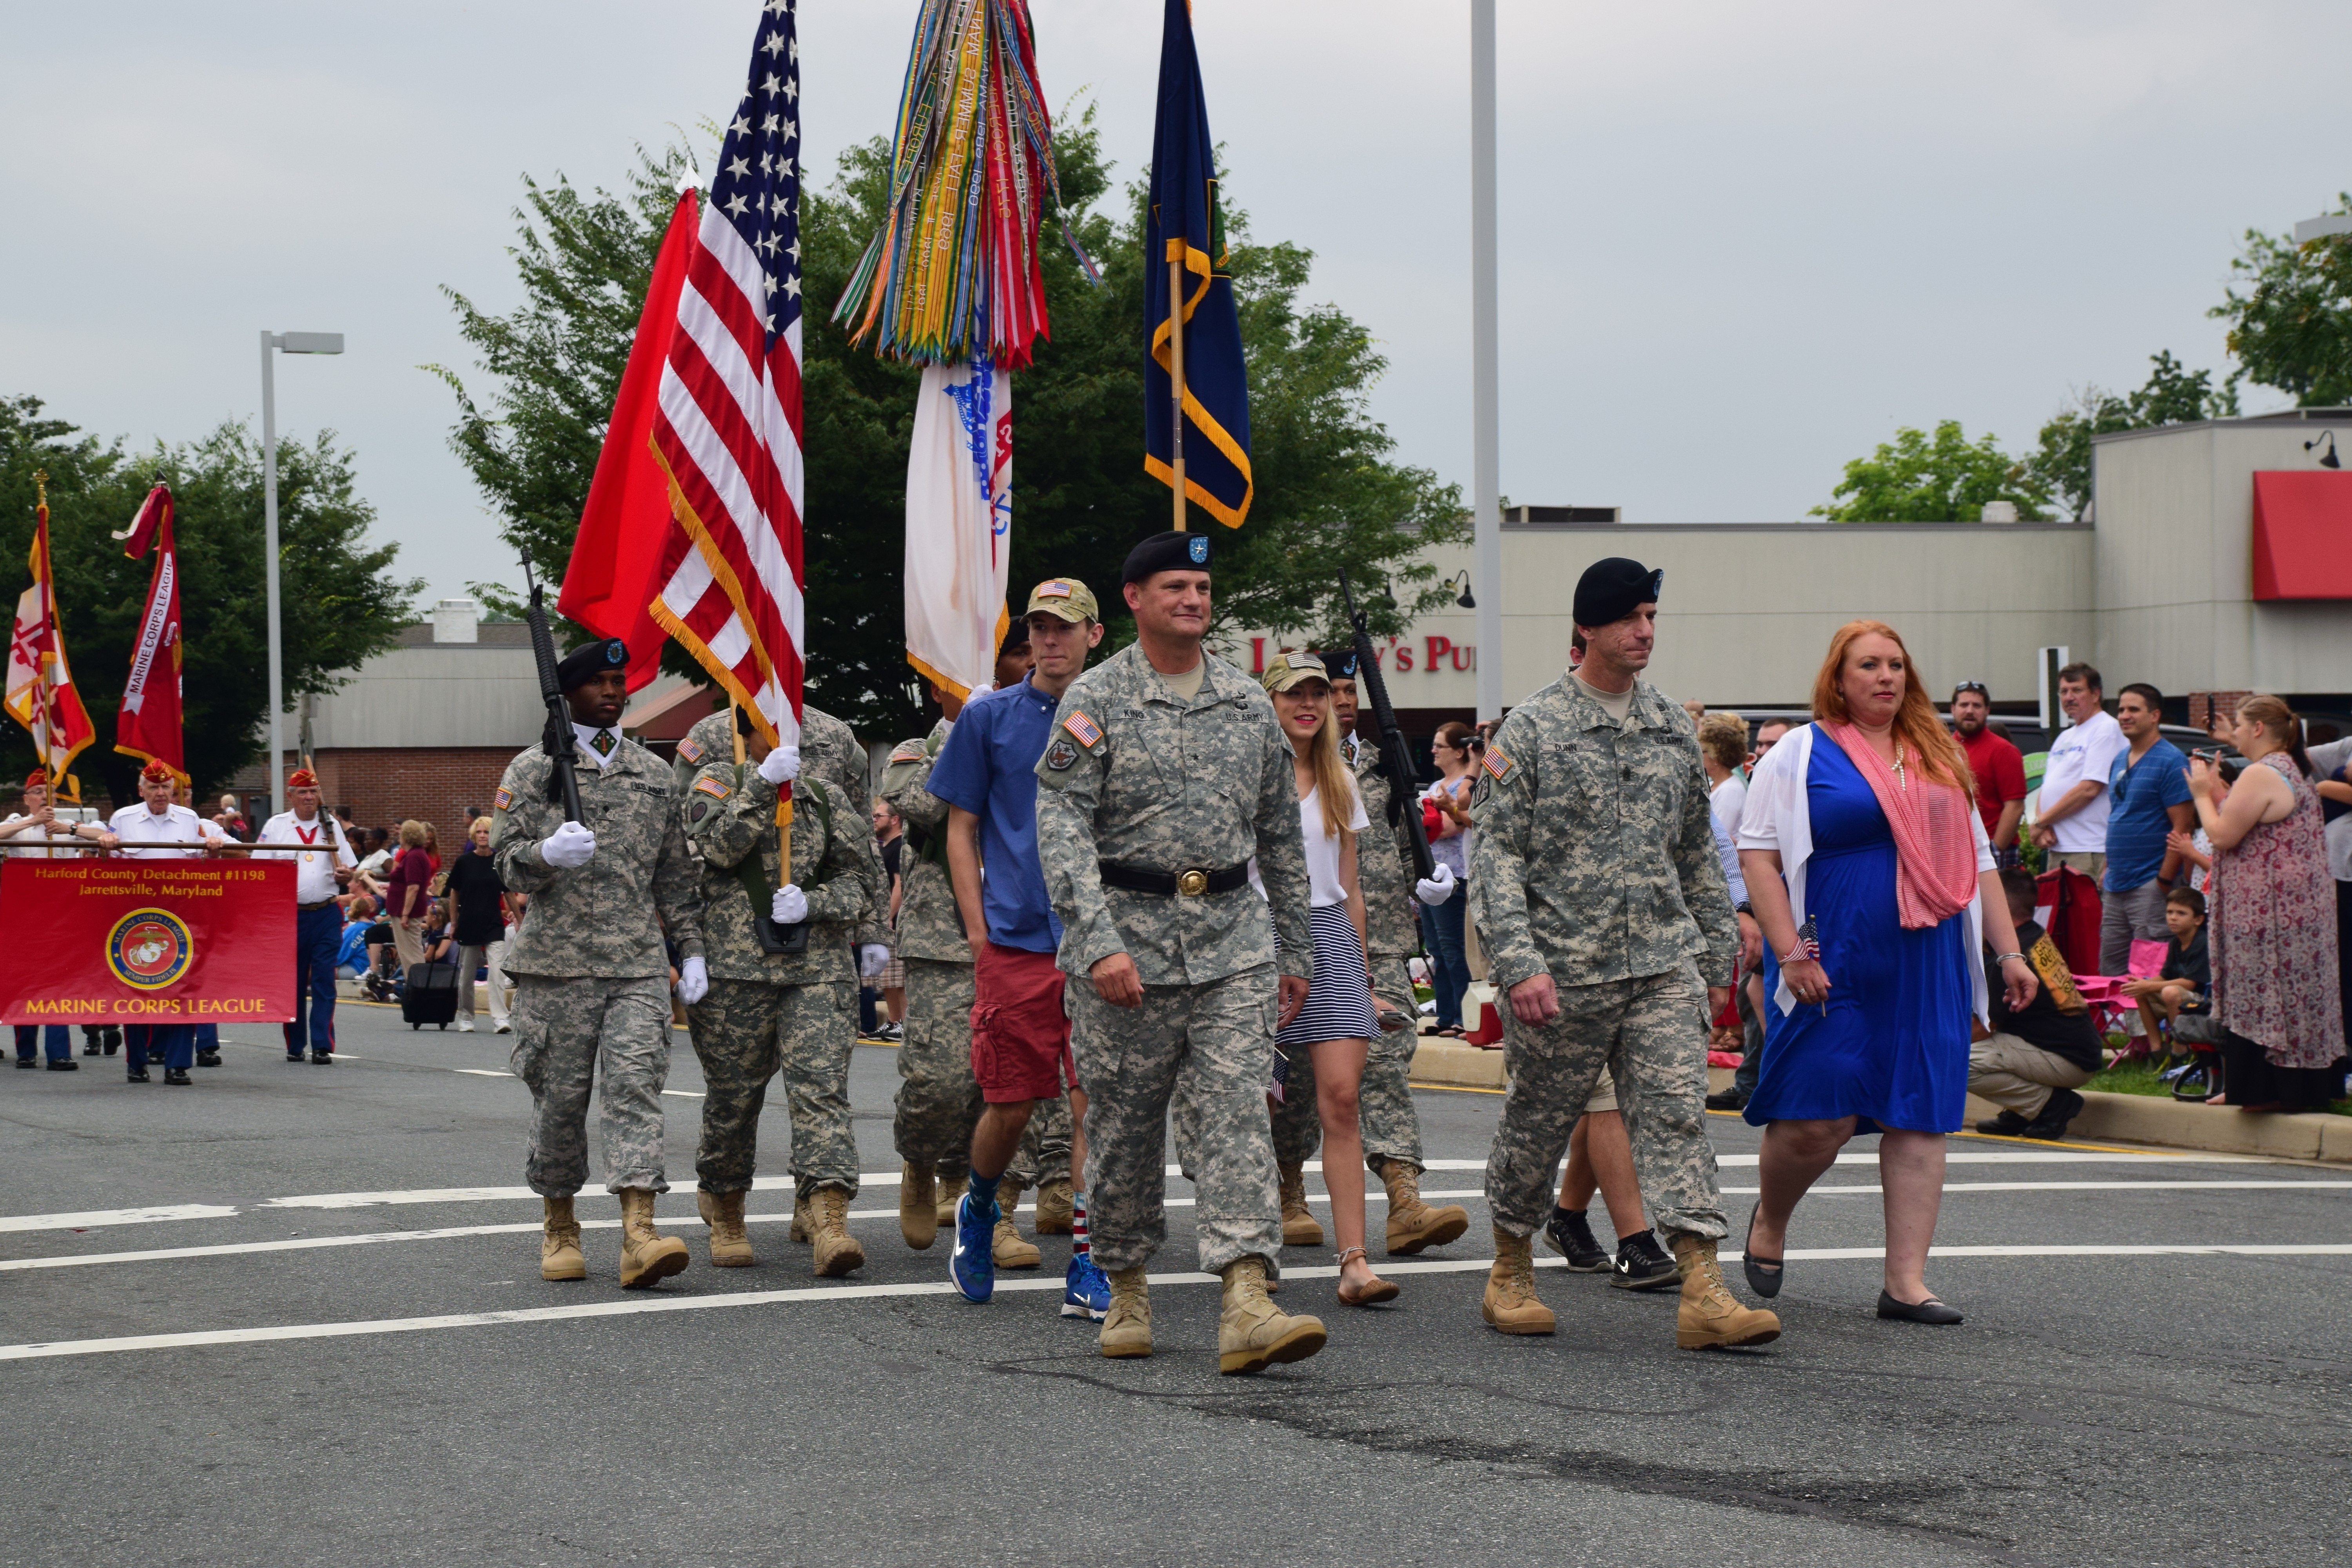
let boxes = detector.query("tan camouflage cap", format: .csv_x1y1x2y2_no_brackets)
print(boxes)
1024,577,1100,623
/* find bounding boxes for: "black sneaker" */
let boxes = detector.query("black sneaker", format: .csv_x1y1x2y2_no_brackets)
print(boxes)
2021,1088,2085,1141
45,1059,79,1072
286,1051,307,1063
196,1049,222,1067
310,1051,334,1065
163,1068,192,1085
1704,1085,1748,1112
1542,1207,1610,1271
1974,1110,2030,1136
125,1067,151,1083
13,1058,36,1070
1611,1230,1681,1291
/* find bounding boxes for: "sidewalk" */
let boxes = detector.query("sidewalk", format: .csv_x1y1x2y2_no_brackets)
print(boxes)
1407,1037,2352,1164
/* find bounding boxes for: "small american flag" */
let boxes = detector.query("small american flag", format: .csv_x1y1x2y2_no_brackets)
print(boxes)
1793,916,1820,961
648,0,807,748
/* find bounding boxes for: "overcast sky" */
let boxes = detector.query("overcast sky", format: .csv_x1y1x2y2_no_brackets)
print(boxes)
7,1,2346,609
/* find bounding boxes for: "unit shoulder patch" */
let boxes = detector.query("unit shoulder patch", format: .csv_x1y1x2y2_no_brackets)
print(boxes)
1061,709,1104,748
492,786,514,812
1043,736,1080,772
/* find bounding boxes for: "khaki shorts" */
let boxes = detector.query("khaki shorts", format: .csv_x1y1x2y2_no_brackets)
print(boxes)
1584,1062,1618,1114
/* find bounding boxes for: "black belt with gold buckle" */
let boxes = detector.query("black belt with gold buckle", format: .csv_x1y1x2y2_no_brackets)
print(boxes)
1097,861,1250,897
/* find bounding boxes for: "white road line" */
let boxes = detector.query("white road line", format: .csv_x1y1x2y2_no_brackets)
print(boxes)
0,1205,238,1235
6,1244,2348,1363
452,1069,510,1078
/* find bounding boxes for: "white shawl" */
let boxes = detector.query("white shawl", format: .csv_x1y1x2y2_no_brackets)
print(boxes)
1736,722,1995,1023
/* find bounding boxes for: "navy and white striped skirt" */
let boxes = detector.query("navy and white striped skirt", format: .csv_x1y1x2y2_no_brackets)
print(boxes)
1275,902,1382,1047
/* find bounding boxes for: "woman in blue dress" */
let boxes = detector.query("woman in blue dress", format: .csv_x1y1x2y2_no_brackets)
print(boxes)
1734,622,2038,1324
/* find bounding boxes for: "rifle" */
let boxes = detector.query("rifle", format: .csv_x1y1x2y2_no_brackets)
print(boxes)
520,559,585,825
1338,570,1436,882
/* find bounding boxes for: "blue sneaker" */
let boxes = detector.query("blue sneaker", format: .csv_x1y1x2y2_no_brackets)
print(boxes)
1063,1252,1111,1321
950,1191,996,1303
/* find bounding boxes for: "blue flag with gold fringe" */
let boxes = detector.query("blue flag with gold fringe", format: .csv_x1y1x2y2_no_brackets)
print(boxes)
1144,0,1252,528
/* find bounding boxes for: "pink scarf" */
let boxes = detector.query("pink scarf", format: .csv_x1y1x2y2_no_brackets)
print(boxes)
1825,721,1978,929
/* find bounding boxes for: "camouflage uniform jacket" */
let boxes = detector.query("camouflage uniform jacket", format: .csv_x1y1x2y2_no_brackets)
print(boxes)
1347,733,1420,958
1033,643,1312,986
1468,674,1736,992
877,718,969,963
683,763,882,985
491,733,703,979
674,701,880,947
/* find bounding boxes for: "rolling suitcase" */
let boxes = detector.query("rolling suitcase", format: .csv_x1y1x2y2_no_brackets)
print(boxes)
403,962,460,1030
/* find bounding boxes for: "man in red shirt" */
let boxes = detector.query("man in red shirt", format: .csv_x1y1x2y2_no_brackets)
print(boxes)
1951,682,2026,861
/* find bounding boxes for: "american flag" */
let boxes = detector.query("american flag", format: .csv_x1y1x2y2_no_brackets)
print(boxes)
648,0,806,748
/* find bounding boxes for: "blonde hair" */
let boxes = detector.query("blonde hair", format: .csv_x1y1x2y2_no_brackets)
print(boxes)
1277,681,1357,841
1811,621,1971,793
2234,694,2310,774
1696,711,1748,771
470,816,494,835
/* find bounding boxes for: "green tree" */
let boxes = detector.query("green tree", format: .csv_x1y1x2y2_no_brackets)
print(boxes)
1811,419,2049,522
2022,351,2237,521
437,114,1462,739
2212,197,2352,407
0,396,420,805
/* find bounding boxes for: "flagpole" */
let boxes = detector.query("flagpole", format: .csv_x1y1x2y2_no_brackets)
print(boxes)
1167,254,1187,532
29,472,53,787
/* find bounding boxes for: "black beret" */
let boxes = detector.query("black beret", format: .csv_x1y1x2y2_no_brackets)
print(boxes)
1572,557,1663,630
1307,648,1359,679
556,638,629,692
1122,529,1211,585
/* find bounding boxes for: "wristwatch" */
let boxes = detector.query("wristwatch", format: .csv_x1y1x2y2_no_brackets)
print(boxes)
1733,900,1754,916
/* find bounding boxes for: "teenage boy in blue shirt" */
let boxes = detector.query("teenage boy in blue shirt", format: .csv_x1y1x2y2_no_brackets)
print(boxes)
2100,683,2195,977
928,577,1110,1318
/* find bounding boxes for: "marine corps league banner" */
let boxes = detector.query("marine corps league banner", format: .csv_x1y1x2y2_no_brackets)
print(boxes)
0,860,296,1025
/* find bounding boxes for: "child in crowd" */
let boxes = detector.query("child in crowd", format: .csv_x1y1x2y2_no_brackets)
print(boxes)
2122,886,2213,1069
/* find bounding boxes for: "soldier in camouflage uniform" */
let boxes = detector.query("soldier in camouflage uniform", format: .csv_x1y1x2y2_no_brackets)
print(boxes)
1033,531,1328,1374
1468,558,1780,1350
682,713,884,1277
491,637,704,1290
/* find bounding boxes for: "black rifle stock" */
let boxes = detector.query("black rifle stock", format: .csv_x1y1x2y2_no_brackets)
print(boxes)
1338,571,1437,882
521,561,586,824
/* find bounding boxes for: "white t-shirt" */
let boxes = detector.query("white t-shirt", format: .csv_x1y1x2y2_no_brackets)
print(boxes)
1709,773,1748,839
2040,710,2127,852
107,802,216,858
1250,777,1371,909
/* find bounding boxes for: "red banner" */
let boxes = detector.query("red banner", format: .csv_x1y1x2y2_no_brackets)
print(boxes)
0,858,296,1025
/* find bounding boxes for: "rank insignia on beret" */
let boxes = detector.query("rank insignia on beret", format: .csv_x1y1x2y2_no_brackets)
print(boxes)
889,740,927,764
493,786,514,811
1188,535,1208,564
677,736,703,762
1480,745,1513,781
1061,710,1103,748
693,776,730,800
1044,737,1080,771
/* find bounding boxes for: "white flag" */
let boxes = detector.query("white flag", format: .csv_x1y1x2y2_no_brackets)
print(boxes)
903,358,1012,699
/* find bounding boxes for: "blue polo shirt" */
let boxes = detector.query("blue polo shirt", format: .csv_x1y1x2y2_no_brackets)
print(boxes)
926,675,1063,952
2105,737,2192,891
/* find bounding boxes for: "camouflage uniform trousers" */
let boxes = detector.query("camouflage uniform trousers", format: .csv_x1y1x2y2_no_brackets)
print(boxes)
1070,964,1282,1275
1483,960,1726,1241
1264,959,1425,1172
686,977,862,1199
510,974,675,1198
893,957,983,1178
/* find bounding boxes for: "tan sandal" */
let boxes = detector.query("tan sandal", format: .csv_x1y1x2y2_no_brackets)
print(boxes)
1334,1245,1400,1307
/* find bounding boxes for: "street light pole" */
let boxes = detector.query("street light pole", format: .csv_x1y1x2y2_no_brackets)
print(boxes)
259,330,344,818
1469,0,1502,722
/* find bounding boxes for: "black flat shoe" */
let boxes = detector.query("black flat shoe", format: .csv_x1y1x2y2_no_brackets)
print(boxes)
310,1051,334,1065
163,1068,193,1086
1876,1290,1962,1325
13,1058,36,1069
46,1059,79,1072
1742,1205,1784,1298
286,1051,306,1063
196,1049,222,1067
125,1068,151,1083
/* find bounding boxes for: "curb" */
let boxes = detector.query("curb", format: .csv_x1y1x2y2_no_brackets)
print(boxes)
1408,1038,2350,1164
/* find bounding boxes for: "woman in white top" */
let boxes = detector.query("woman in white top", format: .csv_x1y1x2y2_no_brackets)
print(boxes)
1256,653,1397,1307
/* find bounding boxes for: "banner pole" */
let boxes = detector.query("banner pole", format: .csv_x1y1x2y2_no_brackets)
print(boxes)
1167,254,1187,532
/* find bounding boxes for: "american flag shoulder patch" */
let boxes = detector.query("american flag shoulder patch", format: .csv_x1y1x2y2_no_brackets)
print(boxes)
693,776,730,800
677,735,703,763
1480,745,1513,781
493,786,514,812
1062,710,1104,748
889,740,928,764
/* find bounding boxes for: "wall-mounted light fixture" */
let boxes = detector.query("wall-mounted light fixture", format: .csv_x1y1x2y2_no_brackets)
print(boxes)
1446,570,1475,609
2306,429,2341,470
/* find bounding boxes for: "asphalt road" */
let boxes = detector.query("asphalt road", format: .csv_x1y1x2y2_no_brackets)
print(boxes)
3,1001,2347,1567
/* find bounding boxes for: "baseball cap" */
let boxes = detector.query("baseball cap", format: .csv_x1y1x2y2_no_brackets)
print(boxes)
1261,652,1330,694
1024,577,1100,623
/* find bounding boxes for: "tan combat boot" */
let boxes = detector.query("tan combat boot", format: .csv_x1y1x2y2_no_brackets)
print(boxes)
992,1179,1042,1269
790,1187,811,1245
900,1162,937,1250
540,1195,585,1282
698,1188,755,1268
1376,1158,1470,1256
1670,1232,1781,1351
1032,1176,1074,1235
1481,1227,1556,1334
935,1166,958,1231
1278,1161,1325,1248
1099,1265,1152,1359
809,1186,866,1278
1218,1256,1327,1376
617,1189,690,1289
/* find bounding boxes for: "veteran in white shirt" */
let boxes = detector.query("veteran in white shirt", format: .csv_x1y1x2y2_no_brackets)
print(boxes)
103,760,227,1081
256,766,356,1063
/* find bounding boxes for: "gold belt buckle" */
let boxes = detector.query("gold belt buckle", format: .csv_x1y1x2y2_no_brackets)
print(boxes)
1175,868,1210,897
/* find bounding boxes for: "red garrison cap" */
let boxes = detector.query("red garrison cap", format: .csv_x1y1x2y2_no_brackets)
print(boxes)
286,768,319,789
23,769,46,790
139,759,174,784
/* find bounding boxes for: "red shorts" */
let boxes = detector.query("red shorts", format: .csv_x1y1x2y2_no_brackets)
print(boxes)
970,941,1074,1104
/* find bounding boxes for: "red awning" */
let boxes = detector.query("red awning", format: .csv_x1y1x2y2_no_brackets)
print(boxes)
2251,470,2352,600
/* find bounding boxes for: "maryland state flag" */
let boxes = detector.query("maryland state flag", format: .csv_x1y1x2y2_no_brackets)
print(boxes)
113,484,185,785
1145,0,1252,528
4,475,97,799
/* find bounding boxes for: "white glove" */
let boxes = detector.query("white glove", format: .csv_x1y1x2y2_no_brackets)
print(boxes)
1414,862,1457,906
771,883,809,925
540,821,596,869
859,943,891,980
675,955,708,1005
757,744,800,786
